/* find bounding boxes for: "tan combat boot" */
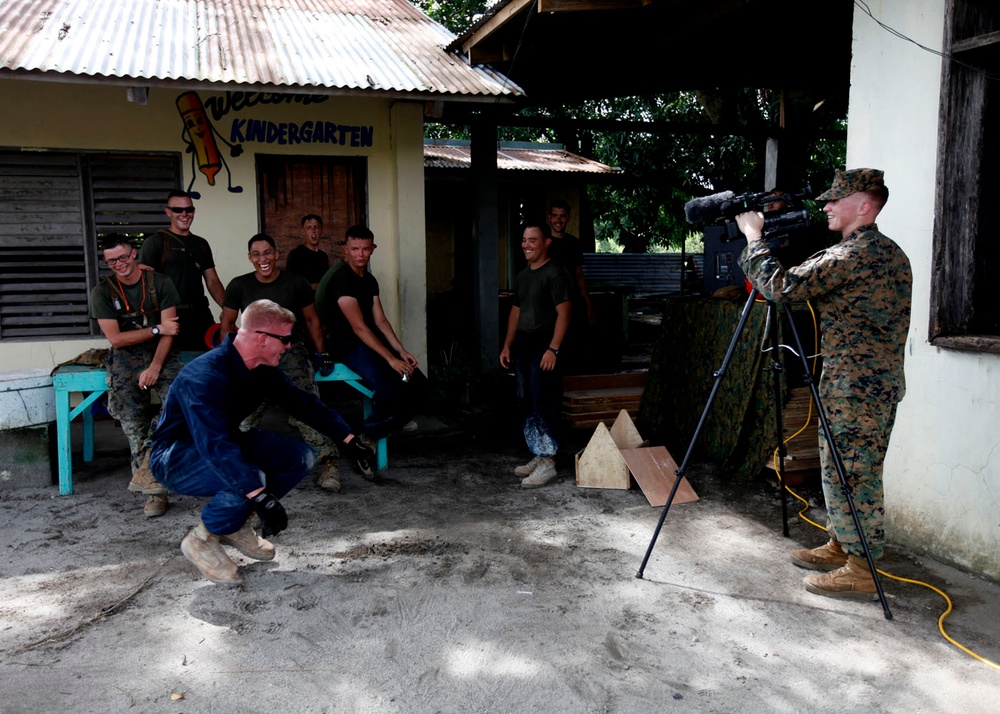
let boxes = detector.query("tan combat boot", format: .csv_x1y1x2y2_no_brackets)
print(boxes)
143,494,168,518
128,458,167,495
180,521,242,585
790,539,849,571
317,459,342,492
803,555,878,600
218,518,275,561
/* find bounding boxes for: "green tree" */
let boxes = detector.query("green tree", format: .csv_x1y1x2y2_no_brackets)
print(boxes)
413,1,846,251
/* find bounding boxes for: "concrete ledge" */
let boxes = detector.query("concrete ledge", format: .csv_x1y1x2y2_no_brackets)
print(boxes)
0,370,55,430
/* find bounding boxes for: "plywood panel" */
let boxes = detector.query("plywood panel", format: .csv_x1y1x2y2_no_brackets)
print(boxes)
620,446,698,507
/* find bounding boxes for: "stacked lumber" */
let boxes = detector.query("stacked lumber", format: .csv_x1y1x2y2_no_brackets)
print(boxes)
562,371,647,429
765,386,820,472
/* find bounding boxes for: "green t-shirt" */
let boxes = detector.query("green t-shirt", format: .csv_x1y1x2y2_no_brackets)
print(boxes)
89,270,181,330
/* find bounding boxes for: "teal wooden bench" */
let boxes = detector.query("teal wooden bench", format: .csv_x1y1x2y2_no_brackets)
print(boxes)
51,358,386,496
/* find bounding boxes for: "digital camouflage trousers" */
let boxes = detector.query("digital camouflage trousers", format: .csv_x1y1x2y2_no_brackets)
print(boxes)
818,395,898,561
106,345,182,478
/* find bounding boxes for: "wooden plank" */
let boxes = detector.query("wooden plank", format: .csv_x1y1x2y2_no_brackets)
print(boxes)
563,371,647,391
575,422,630,489
609,409,643,450
619,446,699,507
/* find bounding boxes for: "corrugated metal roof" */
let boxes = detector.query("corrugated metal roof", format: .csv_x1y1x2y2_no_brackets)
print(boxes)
0,0,522,99
424,141,615,173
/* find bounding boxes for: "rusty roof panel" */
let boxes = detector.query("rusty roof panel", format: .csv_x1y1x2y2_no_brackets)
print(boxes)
0,0,521,99
424,143,615,173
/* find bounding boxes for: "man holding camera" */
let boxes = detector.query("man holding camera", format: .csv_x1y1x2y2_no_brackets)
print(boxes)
150,299,377,586
736,168,911,601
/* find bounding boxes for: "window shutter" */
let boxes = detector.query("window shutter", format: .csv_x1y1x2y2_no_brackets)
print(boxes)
0,152,90,338
0,151,181,340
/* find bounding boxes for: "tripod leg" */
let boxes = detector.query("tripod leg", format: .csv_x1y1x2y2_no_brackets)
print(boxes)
765,302,790,537
779,304,893,620
636,289,760,579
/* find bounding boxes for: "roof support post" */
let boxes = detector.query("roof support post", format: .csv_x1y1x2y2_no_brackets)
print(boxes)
470,116,500,375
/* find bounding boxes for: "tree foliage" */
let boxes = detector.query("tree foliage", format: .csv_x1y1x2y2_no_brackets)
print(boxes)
414,1,846,252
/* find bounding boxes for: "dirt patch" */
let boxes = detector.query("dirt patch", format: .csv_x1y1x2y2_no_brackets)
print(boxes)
1,405,999,712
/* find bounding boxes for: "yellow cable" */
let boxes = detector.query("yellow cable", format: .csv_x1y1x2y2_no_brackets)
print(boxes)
769,300,1000,671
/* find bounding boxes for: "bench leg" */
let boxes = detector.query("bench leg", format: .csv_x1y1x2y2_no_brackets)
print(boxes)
82,404,95,463
360,395,389,470
55,389,73,496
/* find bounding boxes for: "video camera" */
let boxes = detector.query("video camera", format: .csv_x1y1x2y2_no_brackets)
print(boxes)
684,186,830,267
684,186,814,242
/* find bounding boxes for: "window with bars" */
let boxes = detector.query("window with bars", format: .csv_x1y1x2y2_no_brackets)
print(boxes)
0,151,182,340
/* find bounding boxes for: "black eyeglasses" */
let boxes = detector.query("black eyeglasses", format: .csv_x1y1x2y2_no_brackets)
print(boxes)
167,206,196,214
255,330,294,345
105,254,132,266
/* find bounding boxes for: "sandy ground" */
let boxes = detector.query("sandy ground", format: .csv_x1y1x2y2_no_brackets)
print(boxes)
1,399,999,713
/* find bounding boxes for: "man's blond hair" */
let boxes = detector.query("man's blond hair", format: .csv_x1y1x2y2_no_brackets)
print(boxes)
240,299,294,332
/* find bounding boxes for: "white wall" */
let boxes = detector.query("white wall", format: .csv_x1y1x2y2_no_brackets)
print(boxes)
848,1,1000,579
0,80,427,370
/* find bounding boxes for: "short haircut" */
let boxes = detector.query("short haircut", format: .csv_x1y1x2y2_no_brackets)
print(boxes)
345,224,375,241
242,299,295,331
866,186,889,209
549,199,571,213
521,218,551,238
166,189,191,203
301,214,323,226
247,233,277,252
101,233,133,253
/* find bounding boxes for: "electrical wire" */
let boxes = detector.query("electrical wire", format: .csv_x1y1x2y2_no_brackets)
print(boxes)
768,299,1000,671
854,0,1000,81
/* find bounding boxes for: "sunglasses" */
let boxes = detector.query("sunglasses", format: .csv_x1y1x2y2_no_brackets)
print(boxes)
255,330,294,345
167,206,196,214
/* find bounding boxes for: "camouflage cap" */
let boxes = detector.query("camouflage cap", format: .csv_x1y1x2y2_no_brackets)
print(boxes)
816,168,887,201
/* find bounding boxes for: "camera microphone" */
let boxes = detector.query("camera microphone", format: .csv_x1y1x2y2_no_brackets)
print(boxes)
683,191,735,224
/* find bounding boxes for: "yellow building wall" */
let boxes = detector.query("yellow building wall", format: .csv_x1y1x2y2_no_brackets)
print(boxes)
0,79,427,370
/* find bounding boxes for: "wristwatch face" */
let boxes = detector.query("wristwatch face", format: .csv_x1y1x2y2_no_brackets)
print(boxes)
152,326,160,336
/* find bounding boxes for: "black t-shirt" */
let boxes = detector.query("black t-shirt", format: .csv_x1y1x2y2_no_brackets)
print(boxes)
325,263,379,356
223,270,315,340
513,260,573,335
285,244,330,286
137,230,215,309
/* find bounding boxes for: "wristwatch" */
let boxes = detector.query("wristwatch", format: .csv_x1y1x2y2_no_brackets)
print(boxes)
547,346,560,356
151,325,161,336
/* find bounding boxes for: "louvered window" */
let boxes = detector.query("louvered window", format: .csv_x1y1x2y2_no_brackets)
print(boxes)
0,151,181,340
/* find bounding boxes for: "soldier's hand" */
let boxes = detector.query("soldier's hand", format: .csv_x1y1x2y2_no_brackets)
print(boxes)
313,352,335,377
251,491,288,537
159,317,181,336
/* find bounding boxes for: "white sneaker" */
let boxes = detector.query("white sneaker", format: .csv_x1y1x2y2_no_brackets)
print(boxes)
521,457,558,488
514,455,542,477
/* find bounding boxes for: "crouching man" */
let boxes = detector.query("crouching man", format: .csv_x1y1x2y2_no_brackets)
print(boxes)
149,299,376,585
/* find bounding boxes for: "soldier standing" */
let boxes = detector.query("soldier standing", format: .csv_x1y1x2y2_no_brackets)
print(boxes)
138,190,225,351
737,168,912,600
89,234,183,517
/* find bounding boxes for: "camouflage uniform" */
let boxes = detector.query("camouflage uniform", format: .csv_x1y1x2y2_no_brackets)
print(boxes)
739,170,911,560
89,270,183,481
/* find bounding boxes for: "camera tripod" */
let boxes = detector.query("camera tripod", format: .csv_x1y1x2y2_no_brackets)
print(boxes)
635,287,893,620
